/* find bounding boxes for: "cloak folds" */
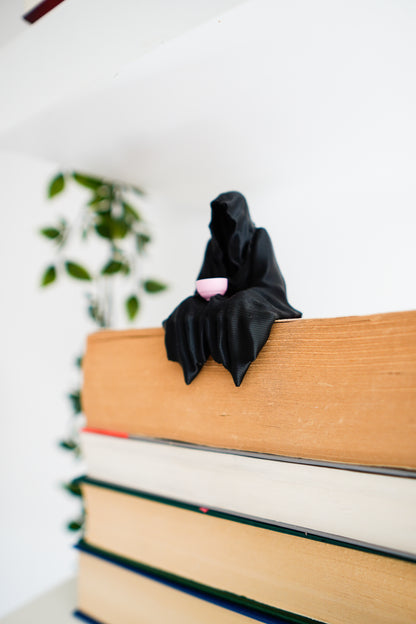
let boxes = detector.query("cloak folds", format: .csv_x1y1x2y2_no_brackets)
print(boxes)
163,191,302,386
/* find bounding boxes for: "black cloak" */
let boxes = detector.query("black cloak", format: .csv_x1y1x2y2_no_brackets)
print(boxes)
163,191,301,386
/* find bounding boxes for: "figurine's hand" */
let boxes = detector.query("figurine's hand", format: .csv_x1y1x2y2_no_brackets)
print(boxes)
203,295,231,371
163,295,209,384
205,290,278,386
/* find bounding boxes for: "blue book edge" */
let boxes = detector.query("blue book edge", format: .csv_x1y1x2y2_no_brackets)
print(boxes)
75,541,322,624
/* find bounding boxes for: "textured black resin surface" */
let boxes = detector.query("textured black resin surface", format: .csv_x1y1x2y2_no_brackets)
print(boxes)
163,191,301,386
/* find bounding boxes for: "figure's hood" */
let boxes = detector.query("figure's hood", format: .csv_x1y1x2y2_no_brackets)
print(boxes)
209,191,256,269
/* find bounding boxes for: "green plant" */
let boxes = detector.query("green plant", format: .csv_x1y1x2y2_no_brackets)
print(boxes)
39,171,167,531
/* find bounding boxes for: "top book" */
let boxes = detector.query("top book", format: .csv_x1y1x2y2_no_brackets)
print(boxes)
82,310,416,469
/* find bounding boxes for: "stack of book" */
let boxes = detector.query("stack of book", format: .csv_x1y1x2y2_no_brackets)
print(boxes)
74,310,416,624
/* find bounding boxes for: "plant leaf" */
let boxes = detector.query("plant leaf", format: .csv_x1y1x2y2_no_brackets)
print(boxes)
88,195,105,206
131,185,145,196
41,265,57,287
67,519,83,532
94,223,112,239
40,227,61,240
136,233,151,253
88,195,110,211
72,172,104,190
81,223,91,240
122,202,141,222
126,295,140,320
112,219,129,238
96,184,112,198
68,390,82,414
65,261,92,281
88,302,98,323
59,439,78,451
63,480,82,497
101,260,124,275
94,215,129,240
48,173,65,198
87,297,106,327
143,279,167,293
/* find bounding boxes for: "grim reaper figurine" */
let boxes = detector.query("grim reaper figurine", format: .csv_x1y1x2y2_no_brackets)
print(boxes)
163,191,301,386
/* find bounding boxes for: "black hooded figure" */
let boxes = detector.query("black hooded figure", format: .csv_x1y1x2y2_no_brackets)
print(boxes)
163,191,301,386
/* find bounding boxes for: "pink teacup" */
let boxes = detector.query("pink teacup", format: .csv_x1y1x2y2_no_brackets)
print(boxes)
196,277,228,301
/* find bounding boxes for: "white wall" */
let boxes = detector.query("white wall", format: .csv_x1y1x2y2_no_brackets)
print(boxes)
0,152,82,616
0,0,415,618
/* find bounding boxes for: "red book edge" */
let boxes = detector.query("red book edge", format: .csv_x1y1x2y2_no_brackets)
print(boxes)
82,427,129,439
23,0,66,24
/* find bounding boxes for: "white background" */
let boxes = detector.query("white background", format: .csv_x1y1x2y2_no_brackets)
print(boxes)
0,0,415,617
